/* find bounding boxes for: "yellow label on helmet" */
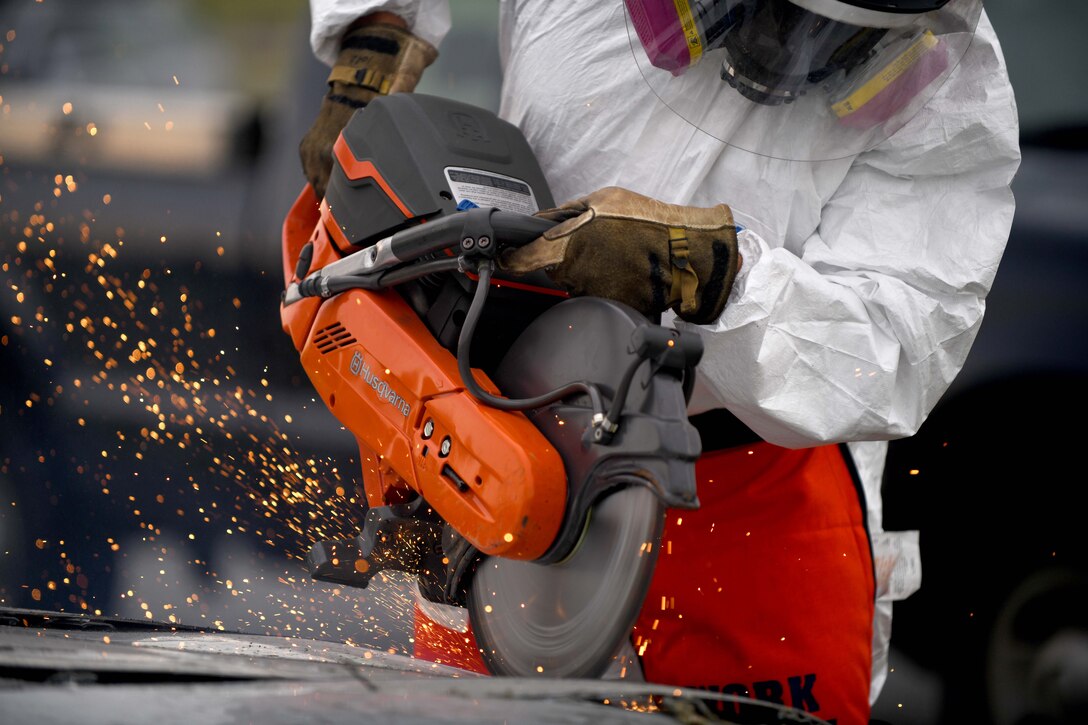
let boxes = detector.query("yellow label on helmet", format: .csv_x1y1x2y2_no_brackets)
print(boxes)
832,30,940,118
672,0,703,65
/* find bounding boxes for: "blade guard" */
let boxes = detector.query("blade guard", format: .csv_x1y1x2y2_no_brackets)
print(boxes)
492,296,703,565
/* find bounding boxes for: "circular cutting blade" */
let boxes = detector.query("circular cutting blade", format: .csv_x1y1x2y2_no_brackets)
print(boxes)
467,485,664,678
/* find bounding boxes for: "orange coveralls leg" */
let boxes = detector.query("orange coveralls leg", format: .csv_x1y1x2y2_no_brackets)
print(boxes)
631,442,875,725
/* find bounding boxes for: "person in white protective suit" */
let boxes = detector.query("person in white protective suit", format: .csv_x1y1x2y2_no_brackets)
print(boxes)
301,1,1020,722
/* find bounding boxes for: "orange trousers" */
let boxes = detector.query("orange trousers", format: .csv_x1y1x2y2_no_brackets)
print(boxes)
413,442,875,725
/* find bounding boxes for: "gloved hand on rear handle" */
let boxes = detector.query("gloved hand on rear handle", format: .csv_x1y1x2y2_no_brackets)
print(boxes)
500,187,742,325
299,18,437,200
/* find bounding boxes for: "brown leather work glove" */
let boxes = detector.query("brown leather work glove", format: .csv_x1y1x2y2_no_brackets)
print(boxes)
299,20,437,200
500,187,741,325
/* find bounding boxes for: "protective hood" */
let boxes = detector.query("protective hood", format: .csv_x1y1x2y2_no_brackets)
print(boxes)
623,0,984,160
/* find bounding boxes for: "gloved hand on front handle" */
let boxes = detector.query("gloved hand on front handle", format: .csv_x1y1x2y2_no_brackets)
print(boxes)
500,187,741,325
299,19,437,200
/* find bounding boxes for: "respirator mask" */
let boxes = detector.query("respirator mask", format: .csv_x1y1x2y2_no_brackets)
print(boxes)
623,0,983,159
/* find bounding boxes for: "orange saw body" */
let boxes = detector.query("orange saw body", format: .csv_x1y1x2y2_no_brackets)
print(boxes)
280,94,704,678
281,186,566,560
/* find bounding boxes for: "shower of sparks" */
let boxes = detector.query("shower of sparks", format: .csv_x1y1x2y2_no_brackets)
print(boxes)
0,181,417,652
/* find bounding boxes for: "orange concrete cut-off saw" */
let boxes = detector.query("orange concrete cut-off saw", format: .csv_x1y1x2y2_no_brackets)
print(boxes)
280,93,704,678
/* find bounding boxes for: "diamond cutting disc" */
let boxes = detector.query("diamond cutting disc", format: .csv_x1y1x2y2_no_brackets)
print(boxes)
467,485,664,678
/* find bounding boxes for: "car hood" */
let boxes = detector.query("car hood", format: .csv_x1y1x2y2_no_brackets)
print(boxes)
0,607,828,724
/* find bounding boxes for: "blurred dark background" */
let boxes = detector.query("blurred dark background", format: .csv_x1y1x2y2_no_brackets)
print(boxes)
1,1,1085,723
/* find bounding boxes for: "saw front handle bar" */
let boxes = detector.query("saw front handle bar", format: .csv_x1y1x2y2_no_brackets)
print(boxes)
388,207,556,262
283,207,556,306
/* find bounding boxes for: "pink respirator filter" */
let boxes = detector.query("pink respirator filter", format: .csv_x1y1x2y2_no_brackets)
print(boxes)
833,33,950,129
625,0,697,75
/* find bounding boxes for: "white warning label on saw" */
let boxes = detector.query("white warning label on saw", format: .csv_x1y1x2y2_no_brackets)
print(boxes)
444,167,540,215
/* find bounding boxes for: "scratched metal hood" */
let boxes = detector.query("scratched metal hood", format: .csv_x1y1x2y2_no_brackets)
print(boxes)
0,607,829,725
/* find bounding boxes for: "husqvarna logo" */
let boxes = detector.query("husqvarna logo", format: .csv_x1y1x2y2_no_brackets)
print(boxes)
350,351,410,417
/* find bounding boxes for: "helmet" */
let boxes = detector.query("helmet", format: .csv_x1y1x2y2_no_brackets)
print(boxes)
623,0,984,159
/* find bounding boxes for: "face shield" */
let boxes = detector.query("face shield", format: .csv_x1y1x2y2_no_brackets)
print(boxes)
623,0,984,160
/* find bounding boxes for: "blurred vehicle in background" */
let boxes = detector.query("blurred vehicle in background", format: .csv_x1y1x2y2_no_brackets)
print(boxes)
873,3,1088,724
0,0,276,265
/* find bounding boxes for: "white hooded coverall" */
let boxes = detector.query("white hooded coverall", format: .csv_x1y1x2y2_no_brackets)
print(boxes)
308,0,1021,708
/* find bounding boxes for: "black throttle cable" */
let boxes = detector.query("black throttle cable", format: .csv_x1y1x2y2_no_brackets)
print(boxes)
456,261,605,418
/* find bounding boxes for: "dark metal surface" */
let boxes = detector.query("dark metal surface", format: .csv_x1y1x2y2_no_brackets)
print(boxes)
0,607,832,724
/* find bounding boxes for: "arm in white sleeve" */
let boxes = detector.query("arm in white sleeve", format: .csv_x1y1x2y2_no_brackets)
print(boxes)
309,0,451,66
681,14,1021,449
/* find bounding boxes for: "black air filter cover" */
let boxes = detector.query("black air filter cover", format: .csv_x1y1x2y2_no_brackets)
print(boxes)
325,93,556,249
